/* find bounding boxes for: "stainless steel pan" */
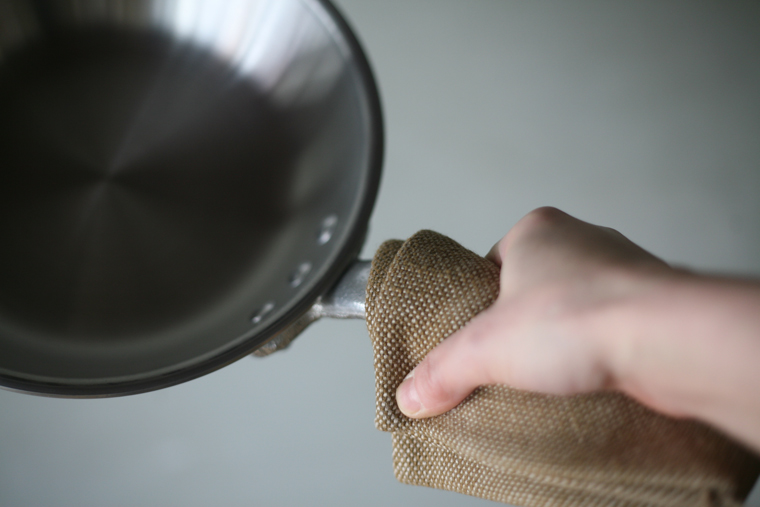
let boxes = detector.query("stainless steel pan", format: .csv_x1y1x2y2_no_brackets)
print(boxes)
0,0,382,396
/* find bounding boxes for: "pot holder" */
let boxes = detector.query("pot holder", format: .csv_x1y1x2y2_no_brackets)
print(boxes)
366,230,760,507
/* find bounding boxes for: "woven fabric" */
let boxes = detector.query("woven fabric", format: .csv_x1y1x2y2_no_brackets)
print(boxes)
366,230,760,507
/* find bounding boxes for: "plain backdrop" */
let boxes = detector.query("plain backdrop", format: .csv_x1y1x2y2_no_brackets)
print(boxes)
1,1,759,506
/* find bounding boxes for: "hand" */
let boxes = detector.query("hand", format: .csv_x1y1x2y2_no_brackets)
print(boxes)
396,206,672,418
396,207,760,451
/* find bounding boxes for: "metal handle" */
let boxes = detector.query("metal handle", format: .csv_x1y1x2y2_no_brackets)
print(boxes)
252,260,371,357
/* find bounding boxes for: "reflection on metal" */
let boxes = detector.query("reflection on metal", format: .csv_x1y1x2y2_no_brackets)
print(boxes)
252,259,370,357
0,0,383,396
288,262,312,288
317,214,338,245
25,0,346,107
250,301,276,325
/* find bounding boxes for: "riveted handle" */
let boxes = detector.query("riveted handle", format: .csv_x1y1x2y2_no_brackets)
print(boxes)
252,260,371,356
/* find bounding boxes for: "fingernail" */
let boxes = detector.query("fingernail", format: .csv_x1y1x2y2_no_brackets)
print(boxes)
396,369,423,417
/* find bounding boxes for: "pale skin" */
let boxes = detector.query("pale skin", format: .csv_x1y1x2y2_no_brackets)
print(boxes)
396,207,760,453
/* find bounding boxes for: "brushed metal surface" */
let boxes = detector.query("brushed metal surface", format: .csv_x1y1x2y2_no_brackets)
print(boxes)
252,259,370,356
0,0,383,395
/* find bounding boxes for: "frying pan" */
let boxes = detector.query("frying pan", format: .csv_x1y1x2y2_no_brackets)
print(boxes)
0,0,383,396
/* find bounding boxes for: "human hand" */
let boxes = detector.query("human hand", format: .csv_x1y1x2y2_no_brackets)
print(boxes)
395,206,672,418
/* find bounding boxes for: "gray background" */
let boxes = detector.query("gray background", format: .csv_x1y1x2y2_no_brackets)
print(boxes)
1,1,759,506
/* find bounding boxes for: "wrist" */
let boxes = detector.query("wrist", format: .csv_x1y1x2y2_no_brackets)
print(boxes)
587,267,699,415
592,268,760,450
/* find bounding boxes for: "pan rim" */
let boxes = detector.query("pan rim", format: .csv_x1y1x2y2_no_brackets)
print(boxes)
0,0,384,397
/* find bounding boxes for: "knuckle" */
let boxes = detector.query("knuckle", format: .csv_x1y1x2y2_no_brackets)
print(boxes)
460,316,496,352
524,206,565,226
413,311,506,411
600,226,625,238
506,206,566,247
413,356,450,405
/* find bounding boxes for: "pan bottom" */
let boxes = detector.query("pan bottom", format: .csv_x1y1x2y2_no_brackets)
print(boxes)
0,0,382,393
0,28,295,342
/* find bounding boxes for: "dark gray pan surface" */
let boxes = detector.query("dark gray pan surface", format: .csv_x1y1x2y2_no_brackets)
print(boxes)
0,0,383,395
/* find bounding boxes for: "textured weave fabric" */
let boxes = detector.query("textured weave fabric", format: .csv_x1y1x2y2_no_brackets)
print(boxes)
366,230,760,507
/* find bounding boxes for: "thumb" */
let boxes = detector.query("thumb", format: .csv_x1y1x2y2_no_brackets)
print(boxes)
395,306,503,418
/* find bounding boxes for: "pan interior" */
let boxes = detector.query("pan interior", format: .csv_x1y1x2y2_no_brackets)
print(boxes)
0,0,379,390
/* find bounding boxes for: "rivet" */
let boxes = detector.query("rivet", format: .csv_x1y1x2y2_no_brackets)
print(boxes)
317,214,338,245
251,301,275,325
289,262,312,288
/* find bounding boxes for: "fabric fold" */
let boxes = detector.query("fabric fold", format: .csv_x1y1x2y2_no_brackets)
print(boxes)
366,230,759,507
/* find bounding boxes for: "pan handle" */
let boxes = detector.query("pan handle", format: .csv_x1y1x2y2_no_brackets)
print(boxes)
252,260,371,357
